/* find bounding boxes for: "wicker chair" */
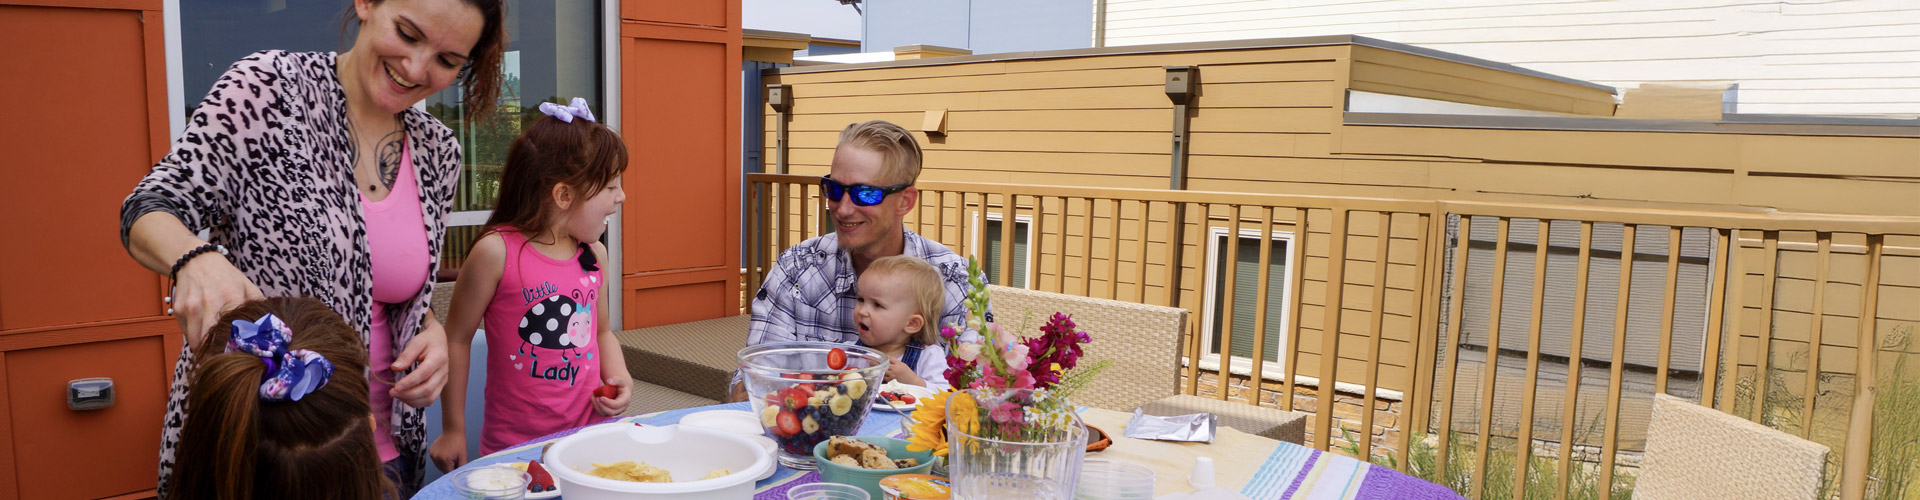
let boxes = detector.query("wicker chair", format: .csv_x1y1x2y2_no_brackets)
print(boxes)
1635,393,1830,500
430,281,456,324
987,286,1307,443
614,315,751,401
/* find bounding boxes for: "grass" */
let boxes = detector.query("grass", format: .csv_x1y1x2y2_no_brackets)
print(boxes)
1867,326,1920,500
1344,409,1635,500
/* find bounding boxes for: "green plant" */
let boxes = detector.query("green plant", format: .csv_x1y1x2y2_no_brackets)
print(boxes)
1868,325,1920,500
1384,410,1633,500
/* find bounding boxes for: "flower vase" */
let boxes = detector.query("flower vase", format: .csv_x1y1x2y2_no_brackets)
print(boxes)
945,388,1086,500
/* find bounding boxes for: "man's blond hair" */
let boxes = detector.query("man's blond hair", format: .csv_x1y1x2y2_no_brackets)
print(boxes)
864,255,945,345
837,120,924,185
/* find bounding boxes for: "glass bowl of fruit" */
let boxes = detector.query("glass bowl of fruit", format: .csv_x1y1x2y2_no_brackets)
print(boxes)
738,341,887,469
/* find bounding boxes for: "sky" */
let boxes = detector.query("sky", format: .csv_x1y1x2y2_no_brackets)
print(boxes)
742,0,864,41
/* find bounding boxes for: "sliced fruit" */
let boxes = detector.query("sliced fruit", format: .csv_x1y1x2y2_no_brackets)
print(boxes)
829,394,853,416
809,392,826,406
844,379,869,398
827,348,848,370
839,371,862,380
527,459,555,488
899,394,917,404
801,414,820,434
592,384,618,399
776,410,801,436
781,388,811,410
761,405,781,427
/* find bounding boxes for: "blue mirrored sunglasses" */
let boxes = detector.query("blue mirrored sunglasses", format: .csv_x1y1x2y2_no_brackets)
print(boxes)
820,175,912,207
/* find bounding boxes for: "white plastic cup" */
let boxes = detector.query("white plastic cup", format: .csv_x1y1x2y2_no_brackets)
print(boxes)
787,482,872,500
1076,459,1155,499
1188,457,1216,489
452,465,531,500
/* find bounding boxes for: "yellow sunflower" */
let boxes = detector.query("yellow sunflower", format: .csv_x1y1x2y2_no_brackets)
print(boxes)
948,390,980,436
904,389,954,456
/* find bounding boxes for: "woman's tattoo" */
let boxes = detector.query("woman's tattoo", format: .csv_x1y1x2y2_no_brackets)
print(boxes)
376,131,404,190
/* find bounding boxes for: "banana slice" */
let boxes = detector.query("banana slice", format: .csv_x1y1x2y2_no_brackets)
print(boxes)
829,395,853,416
839,371,862,380
802,415,820,434
843,379,869,398
761,405,780,427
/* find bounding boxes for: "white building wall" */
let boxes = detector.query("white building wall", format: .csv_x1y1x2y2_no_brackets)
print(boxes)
1104,0,1920,117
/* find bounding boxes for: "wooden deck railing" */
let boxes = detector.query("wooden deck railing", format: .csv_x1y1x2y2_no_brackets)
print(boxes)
746,172,1920,500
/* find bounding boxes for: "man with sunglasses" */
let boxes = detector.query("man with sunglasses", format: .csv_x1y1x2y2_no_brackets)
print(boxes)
731,120,988,402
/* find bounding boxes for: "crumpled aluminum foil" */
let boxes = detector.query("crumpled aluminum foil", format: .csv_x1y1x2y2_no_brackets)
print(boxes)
1123,407,1217,443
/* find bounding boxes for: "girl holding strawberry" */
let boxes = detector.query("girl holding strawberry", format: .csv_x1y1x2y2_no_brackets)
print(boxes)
429,99,634,472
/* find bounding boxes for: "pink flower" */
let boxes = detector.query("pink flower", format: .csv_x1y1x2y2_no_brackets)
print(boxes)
1005,344,1031,371
993,323,1016,347
990,401,1023,424
956,342,982,362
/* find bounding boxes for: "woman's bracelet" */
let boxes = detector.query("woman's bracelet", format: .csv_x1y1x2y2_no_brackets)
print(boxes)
169,243,229,282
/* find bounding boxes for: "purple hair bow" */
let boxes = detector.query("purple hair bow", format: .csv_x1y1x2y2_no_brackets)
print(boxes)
539,97,596,123
227,314,335,402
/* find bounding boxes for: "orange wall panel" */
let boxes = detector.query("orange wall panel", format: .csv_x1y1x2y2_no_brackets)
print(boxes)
622,38,734,273
6,336,168,500
617,0,741,328
0,4,167,331
622,0,727,27
627,281,731,327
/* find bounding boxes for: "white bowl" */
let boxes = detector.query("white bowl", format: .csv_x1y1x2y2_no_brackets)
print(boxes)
543,423,775,500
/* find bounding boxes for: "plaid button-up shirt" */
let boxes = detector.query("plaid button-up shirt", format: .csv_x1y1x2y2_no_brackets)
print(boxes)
739,229,986,386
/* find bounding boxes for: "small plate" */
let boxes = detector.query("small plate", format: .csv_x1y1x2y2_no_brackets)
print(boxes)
501,461,561,499
679,409,764,436
871,382,936,413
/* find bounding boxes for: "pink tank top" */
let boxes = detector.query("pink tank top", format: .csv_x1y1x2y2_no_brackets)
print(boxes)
362,138,430,462
477,230,604,454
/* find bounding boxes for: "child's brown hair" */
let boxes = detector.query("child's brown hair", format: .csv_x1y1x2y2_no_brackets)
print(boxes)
167,297,391,500
485,110,630,239
866,255,946,345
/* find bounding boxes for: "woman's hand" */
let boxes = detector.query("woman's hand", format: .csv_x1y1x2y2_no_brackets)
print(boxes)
429,431,469,473
391,317,450,408
592,375,633,417
172,252,265,350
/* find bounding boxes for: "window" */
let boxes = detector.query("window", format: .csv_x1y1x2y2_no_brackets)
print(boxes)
973,212,1034,289
178,1,606,278
1200,228,1294,372
1447,218,1715,373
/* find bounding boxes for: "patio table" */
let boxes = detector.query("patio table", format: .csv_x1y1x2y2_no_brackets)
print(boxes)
415,403,1462,500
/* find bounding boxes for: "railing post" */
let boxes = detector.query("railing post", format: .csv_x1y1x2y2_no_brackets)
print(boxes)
1839,235,1884,500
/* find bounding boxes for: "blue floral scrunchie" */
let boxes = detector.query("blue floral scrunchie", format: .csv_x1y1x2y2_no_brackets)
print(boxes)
226,314,334,402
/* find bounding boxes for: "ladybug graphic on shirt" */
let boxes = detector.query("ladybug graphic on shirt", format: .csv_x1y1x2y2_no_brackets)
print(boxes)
518,295,591,362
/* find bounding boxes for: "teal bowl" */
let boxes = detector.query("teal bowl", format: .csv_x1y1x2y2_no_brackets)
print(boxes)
812,437,937,498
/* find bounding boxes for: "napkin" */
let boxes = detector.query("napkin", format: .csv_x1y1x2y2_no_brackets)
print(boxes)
1123,408,1217,443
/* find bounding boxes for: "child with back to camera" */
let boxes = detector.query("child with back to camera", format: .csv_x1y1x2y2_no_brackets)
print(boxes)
167,296,390,500
855,255,952,390
430,99,634,472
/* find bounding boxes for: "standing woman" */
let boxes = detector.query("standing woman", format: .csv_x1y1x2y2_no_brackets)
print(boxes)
119,0,505,496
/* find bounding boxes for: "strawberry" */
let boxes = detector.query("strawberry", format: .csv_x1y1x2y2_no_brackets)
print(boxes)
781,387,812,410
900,394,917,404
827,348,848,370
527,459,555,489
592,384,618,400
775,410,802,436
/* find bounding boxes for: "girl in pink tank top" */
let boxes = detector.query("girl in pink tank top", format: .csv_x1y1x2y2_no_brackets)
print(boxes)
429,99,634,469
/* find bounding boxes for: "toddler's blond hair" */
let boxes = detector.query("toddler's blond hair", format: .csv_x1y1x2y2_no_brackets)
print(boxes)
864,255,945,345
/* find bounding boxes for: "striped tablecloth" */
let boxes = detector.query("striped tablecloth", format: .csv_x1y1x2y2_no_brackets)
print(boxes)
415,403,1462,500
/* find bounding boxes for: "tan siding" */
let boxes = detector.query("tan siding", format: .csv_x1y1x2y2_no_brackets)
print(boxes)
1104,0,1920,116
